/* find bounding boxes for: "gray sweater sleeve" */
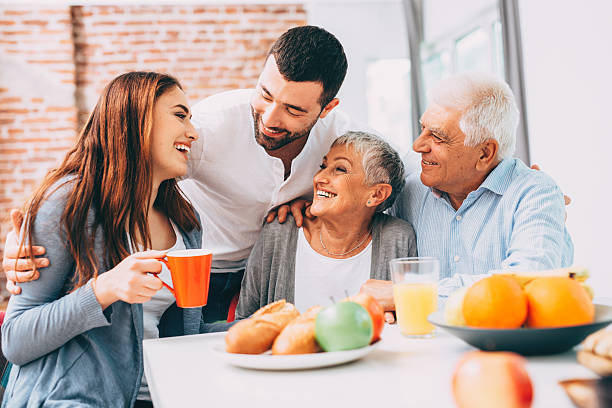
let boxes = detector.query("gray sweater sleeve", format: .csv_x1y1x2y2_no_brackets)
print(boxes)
235,219,298,319
2,183,111,366
370,213,418,281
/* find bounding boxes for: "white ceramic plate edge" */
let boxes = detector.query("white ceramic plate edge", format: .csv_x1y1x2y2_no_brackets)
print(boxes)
210,341,380,371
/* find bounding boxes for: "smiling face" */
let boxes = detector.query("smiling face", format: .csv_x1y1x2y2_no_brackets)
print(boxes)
309,144,375,218
250,56,337,151
150,86,198,185
413,103,485,202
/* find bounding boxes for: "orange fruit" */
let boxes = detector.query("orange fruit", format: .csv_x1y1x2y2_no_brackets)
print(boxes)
524,277,594,328
463,276,527,328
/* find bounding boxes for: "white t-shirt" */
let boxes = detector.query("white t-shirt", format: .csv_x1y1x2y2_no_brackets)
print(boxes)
141,222,185,340
136,221,186,401
293,228,372,313
180,89,373,271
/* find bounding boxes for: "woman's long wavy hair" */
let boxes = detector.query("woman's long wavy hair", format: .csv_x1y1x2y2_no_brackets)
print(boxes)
21,72,200,289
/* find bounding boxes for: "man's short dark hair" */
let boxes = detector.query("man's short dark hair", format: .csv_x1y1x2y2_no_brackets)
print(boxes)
268,25,348,108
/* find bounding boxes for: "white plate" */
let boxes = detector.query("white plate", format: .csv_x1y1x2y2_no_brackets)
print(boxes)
210,342,380,371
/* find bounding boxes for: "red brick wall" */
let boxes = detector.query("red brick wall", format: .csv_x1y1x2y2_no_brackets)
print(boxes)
0,6,78,292
0,4,306,296
72,4,306,125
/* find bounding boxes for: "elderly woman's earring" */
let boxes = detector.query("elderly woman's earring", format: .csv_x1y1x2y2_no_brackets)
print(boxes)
367,200,371,205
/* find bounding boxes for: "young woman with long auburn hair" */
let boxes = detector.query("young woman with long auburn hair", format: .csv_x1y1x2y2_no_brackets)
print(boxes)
1,72,225,407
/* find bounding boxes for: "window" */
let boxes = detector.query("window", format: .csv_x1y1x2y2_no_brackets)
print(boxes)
420,0,503,106
366,59,412,156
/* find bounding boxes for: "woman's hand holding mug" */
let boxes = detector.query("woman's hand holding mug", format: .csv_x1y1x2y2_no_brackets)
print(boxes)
92,250,166,310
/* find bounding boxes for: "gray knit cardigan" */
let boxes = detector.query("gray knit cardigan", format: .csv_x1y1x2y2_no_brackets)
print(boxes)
236,213,417,319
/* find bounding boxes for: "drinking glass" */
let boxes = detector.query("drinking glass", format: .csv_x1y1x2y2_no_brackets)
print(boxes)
390,257,440,338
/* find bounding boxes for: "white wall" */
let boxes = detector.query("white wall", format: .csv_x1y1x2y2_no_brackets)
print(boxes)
307,1,409,122
423,0,496,41
519,0,612,297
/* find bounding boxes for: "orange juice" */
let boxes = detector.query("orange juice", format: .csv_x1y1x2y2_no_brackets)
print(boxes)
393,282,438,336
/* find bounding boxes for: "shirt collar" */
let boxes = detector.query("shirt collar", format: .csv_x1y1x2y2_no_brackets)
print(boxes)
430,188,443,198
476,158,516,195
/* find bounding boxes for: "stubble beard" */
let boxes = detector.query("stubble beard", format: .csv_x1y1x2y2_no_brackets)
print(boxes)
251,107,316,151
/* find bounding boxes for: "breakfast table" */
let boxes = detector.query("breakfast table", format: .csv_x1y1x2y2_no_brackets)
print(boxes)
143,323,599,407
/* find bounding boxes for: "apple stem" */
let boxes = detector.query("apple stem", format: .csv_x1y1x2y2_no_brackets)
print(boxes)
344,290,350,298
329,296,335,304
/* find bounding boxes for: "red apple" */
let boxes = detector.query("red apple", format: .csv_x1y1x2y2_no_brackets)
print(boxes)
452,351,534,408
345,293,384,343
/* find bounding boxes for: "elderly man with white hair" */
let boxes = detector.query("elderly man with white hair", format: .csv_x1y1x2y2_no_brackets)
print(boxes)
389,72,573,279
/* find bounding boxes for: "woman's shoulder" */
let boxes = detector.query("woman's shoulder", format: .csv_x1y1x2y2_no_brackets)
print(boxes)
33,175,78,218
261,215,299,238
21,176,82,248
372,213,416,240
373,212,413,230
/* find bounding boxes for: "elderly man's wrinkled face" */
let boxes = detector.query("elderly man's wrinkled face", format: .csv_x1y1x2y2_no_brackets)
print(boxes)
310,145,372,218
413,103,483,200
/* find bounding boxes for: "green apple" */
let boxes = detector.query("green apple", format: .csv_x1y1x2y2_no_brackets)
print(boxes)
315,302,373,352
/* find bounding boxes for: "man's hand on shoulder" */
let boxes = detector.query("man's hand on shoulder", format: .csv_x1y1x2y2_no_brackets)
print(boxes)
265,198,314,227
2,209,48,295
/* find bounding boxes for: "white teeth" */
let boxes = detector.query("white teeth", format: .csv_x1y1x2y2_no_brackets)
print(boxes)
174,144,190,153
316,190,337,198
262,125,284,135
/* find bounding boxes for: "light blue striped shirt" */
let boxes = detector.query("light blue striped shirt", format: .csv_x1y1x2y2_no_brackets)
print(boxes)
390,158,573,279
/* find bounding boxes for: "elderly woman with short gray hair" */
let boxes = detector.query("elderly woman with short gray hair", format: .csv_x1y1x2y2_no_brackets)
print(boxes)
236,131,416,318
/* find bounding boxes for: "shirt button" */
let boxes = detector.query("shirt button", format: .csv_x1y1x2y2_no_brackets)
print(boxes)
454,255,460,262
456,215,462,221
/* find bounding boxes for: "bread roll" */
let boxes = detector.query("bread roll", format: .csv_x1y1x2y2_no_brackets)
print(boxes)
583,329,612,357
579,329,612,376
558,379,598,408
272,306,322,355
577,350,612,377
225,300,299,354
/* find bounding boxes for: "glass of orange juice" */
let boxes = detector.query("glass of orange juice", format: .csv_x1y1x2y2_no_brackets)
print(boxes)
390,257,439,338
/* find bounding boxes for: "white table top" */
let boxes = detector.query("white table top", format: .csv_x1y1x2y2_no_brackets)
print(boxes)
143,324,597,407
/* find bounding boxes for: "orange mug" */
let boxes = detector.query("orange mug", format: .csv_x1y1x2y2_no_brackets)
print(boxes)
158,249,212,308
